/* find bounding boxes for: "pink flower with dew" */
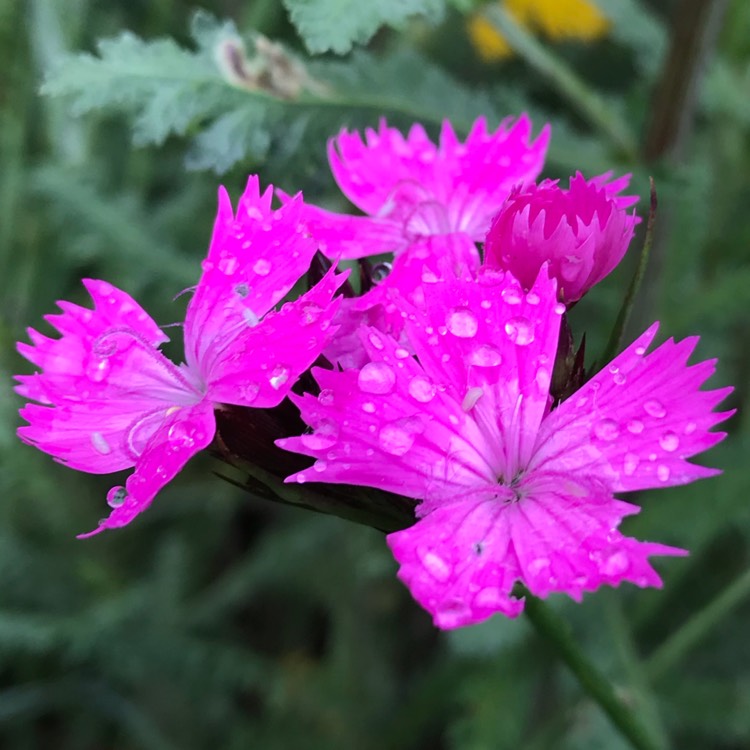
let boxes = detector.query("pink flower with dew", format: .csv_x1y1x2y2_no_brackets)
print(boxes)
288,116,550,260
279,268,732,628
484,171,639,303
16,176,347,537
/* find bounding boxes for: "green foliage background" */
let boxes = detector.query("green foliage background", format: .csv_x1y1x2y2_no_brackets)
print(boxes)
1,0,749,748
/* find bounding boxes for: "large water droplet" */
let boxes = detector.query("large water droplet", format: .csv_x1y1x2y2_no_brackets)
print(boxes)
504,316,535,345
106,486,127,509
659,432,680,452
361,401,376,413
501,286,523,305
168,421,195,448
467,344,502,367
91,431,111,455
253,258,271,276
626,419,644,434
644,399,667,418
379,422,417,456
394,347,410,360
368,332,385,350
318,389,334,406
313,460,327,473
526,291,540,305
218,256,239,275
446,308,479,338
593,418,620,441
240,382,260,403
419,548,451,582
408,374,436,403
300,419,339,450
358,362,396,394
269,364,289,390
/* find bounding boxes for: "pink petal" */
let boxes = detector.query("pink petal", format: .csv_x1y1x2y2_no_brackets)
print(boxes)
387,471,684,629
533,324,734,491
78,400,215,538
207,266,348,408
16,280,199,474
184,176,319,379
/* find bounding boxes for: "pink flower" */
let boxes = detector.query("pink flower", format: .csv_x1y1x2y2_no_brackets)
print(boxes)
484,172,639,303
292,116,550,260
279,268,732,628
16,177,346,537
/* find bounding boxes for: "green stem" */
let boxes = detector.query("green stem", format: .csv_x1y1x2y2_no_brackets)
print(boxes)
481,6,638,160
646,567,750,682
521,592,664,750
600,178,657,366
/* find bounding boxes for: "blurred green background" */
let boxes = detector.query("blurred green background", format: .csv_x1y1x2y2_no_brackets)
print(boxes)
1,0,749,748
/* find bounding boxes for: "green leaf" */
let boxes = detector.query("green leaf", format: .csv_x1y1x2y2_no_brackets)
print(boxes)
283,0,445,54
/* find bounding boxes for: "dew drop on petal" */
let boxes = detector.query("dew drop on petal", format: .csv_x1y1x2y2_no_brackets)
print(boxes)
467,344,502,367
501,286,523,305
535,367,551,392
526,291,540,305
295,473,307,484
300,418,339,451
659,431,680,452
685,422,697,435
554,302,566,315
623,453,639,476
419,548,451,582
106,485,127,509
86,357,111,383
358,362,396,395
368,332,384,350
318,389,334,406
91,431,111,455
644,399,667,418
313,460,327,473
253,258,271,276
602,551,629,576
446,308,479,338
626,419,644,434
269,364,289,390
394,347,410,360
167,421,195,448
657,464,671,482
378,422,416,456
218,256,239,275
408,374,436,403
240,382,260,403
504,316,535,345
301,304,322,325
361,401,376,413
593,418,620,441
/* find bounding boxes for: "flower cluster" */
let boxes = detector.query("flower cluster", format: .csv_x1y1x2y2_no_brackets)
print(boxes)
16,116,732,627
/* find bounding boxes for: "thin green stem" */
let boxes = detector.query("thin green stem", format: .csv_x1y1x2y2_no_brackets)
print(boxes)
482,6,638,160
646,567,750,682
521,592,664,750
600,178,657,366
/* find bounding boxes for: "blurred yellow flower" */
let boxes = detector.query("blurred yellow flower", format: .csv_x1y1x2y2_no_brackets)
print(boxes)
468,0,609,61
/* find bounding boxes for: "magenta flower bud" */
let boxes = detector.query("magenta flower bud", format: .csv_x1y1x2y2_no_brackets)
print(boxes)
484,172,639,303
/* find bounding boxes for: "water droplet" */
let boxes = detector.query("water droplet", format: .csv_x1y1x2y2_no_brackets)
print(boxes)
657,464,671,482
394,347,410,360
313,460,327,473
240,382,259,402
301,304,322,325
593,418,620,441
419,548,451,581
461,386,484,411
446,308,478,338
379,422,416,456
318,389,334,406
602,551,629,576
535,367,551,391
168,421,195,448
613,372,626,385
269,364,289,390
528,557,551,576
467,344,502,367
106,486,127,509
252,258,271,277
554,302,566,315
86,356,111,383
91,432,111,455
501,286,523,305
300,419,339,450
504,316,535,345
685,422,697,434
361,401,376,413
623,453,639,475
218,256,239,275
358,362,396,395
659,431,680,452
242,307,259,327
626,419,644,434
635,345,646,356
526,291,540,305
644,399,666,418
368,332,385,350
408,374,436,403
295,473,307,484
